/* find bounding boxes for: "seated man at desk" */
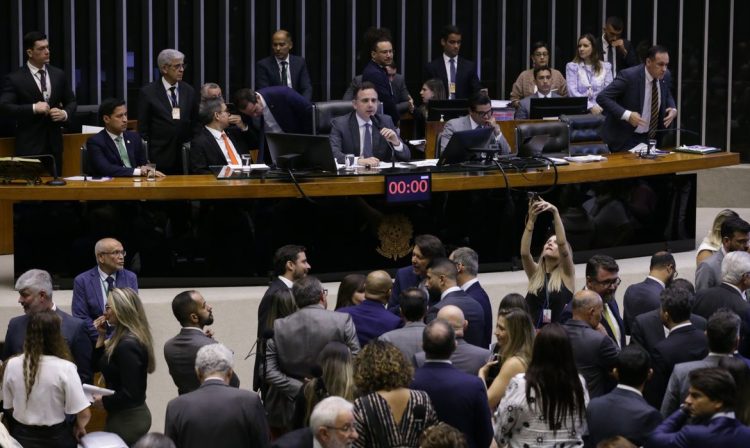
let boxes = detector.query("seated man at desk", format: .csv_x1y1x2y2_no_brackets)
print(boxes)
87,98,163,178
439,92,511,154
515,66,560,120
329,81,410,167
190,97,253,174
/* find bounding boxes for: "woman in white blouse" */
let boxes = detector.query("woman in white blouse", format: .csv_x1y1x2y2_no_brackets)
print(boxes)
566,33,613,115
2,311,90,448
495,323,589,448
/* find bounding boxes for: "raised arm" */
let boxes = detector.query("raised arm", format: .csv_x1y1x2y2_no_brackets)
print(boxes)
520,198,541,279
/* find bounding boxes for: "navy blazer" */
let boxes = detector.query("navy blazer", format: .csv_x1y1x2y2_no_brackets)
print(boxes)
189,126,253,174
252,86,313,163
361,60,399,125
597,37,639,75
585,386,662,448
328,111,410,163
630,309,707,356
72,266,139,342
255,55,313,101
464,281,493,349
337,299,402,347
2,308,92,384
424,56,482,100
623,277,665,335
563,319,619,398
389,266,421,310
425,290,487,348
86,129,149,177
647,409,750,448
411,362,493,448
597,64,676,152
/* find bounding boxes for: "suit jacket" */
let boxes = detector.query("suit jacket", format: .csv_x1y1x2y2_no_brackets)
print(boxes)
597,64,676,152
86,129,149,177
389,266,422,310
660,354,731,416
630,309,707,356
253,277,290,392
464,281,493,349
337,299,402,346
623,277,665,335
564,299,627,348
598,36,639,75
189,126,253,174
439,115,511,155
270,428,313,448
414,339,491,376
0,64,76,174
426,290,487,348
137,79,199,174
163,328,241,395
165,380,270,448
378,321,426,364
563,319,619,398
361,60,399,124
255,55,313,101
647,409,750,448
72,266,139,342
343,74,412,114
2,308,92,384
424,56,482,100
329,111,410,163
585,386,662,448
411,362,493,448
695,249,724,292
514,92,561,120
251,86,314,163
693,283,750,321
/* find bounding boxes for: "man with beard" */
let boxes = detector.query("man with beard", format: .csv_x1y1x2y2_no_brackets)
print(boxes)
623,251,678,335
389,235,445,312
164,290,240,395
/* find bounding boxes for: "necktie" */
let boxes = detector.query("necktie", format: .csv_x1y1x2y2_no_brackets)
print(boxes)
603,304,621,347
280,61,288,87
449,58,457,99
362,123,373,158
221,132,240,165
115,136,132,168
649,79,659,139
608,44,615,76
105,276,115,295
169,86,178,107
39,69,48,100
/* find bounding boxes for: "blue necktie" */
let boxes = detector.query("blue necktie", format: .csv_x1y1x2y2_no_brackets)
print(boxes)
449,58,457,99
169,86,178,108
362,123,373,158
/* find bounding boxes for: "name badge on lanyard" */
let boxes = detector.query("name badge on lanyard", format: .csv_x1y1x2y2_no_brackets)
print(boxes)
449,82,456,95
172,107,181,120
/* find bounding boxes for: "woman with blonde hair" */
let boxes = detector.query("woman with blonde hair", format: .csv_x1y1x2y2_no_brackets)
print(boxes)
696,209,739,266
521,197,576,328
566,33,613,114
92,287,155,446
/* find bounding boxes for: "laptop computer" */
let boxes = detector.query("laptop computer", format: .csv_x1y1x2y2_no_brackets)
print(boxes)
265,132,338,172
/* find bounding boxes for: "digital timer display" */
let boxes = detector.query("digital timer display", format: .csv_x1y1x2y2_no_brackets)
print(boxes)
384,173,431,204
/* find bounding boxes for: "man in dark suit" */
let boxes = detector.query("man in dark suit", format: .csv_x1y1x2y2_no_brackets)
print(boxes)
424,25,482,100
598,16,639,77
72,237,139,342
623,251,677,335
342,63,413,115
389,234,445,312
0,31,76,175
411,319,493,448
563,290,620,398
165,343,269,448
450,247,493,349
631,309,707,357
514,66,561,120
337,270,402,346
137,48,199,174
3,269,92,383
86,98,161,178
648,368,750,447
329,81,410,166
585,345,662,447
255,30,313,101
163,290,240,395
424,258,486,348
361,29,400,125
597,45,678,152
695,216,750,292
271,396,358,448
233,86,313,163
189,97,254,174
379,288,428,363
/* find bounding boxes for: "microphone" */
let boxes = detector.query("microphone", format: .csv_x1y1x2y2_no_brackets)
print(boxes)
372,114,412,173
26,154,66,185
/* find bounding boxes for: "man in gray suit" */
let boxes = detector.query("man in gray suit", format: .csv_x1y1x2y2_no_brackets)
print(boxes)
265,276,360,430
415,305,490,375
439,92,511,154
164,290,240,395
661,310,741,416
165,343,269,448
514,66,561,119
342,63,413,115
695,216,750,292
379,287,427,364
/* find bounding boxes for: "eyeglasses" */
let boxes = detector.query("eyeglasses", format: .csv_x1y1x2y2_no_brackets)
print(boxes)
101,250,126,257
471,109,493,117
325,424,356,434
322,289,329,296
170,63,187,70
104,304,111,311
591,277,621,287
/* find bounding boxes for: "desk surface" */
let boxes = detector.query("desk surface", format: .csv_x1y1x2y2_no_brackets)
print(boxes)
0,151,739,201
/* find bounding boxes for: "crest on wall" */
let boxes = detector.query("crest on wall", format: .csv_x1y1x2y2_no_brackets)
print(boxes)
376,214,413,260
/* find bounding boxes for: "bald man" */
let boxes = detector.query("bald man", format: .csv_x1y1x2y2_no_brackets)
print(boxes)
336,270,403,346
563,290,620,397
72,237,139,342
415,305,490,375
255,29,313,100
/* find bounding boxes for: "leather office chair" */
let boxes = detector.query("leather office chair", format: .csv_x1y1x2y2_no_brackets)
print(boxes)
311,100,354,135
560,114,610,155
181,142,191,174
514,121,569,156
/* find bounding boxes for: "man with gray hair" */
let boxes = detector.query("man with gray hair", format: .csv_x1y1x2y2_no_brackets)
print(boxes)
199,82,246,128
271,396,357,447
189,97,254,174
2,269,92,383
164,343,269,448
137,48,199,174
450,247,492,348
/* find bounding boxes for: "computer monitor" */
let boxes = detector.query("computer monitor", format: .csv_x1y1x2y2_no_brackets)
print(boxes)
437,127,494,166
427,99,469,121
529,97,588,119
265,132,337,172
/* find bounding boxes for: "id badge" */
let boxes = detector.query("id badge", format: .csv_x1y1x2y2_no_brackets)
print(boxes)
449,82,456,94
542,309,552,324
172,107,181,120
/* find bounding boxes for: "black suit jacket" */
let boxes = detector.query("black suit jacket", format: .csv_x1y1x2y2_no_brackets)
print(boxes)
189,126,253,174
137,78,199,174
0,64,77,174
361,60,399,125
425,290,487,348
424,55,482,99
465,281,493,349
255,55,313,101
87,129,149,177
585,386,662,448
563,319,619,398
253,277,290,391
623,277,664,335
693,283,750,356
597,36,639,75
271,428,313,448
328,112,410,163
630,309,707,356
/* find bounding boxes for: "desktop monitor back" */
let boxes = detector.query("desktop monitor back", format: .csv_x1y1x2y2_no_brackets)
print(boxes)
437,127,494,166
529,97,587,119
265,132,337,172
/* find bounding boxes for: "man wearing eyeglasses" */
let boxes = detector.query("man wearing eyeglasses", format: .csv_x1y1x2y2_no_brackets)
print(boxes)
72,237,139,343
583,254,627,348
189,97,254,174
439,92,511,155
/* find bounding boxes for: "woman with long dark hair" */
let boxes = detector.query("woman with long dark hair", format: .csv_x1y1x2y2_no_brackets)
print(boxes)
495,324,588,447
335,274,366,310
566,33,613,114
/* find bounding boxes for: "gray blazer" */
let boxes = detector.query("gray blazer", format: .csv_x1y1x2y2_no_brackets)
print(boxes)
163,328,240,395
660,354,730,416
695,249,724,292
515,92,561,120
329,111,410,163
439,115,511,154
414,339,491,376
379,321,426,365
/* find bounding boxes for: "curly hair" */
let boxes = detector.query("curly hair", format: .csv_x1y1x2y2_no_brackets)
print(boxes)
353,340,413,395
418,422,468,448
23,310,72,402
